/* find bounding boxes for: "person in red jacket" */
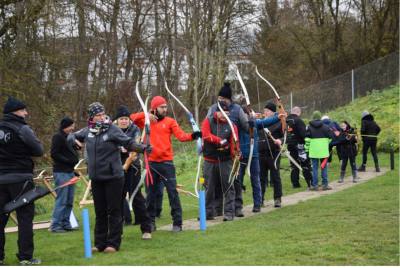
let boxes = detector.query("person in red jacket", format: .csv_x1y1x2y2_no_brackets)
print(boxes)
130,96,201,233
201,101,240,222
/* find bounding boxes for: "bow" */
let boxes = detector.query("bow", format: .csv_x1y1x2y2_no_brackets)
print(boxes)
237,67,254,177
165,81,201,198
129,82,153,211
345,110,360,152
217,101,240,195
255,67,287,168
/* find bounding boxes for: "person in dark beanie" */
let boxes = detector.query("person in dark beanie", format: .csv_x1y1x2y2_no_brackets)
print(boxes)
68,102,152,253
206,83,262,217
0,94,44,265
50,117,79,234
358,110,381,172
113,105,152,240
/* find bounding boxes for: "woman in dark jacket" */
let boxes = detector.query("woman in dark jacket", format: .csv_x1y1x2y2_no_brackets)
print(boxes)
335,121,358,183
358,110,381,172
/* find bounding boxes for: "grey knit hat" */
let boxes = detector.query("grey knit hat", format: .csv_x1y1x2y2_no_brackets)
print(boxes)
361,110,369,119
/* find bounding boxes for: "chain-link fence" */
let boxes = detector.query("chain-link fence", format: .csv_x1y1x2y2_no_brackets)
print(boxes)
256,51,399,119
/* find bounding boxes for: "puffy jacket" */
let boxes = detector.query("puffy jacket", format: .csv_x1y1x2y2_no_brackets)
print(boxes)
322,119,342,146
338,129,358,158
305,119,331,158
287,114,307,145
361,114,380,141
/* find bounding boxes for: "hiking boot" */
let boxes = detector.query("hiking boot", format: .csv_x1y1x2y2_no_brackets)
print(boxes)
142,233,151,240
51,228,66,233
352,170,358,183
338,170,345,183
123,221,133,226
274,198,282,207
310,185,320,191
0,260,4,266
213,211,223,217
357,164,366,172
64,227,78,231
18,259,42,266
170,226,182,233
252,205,260,212
223,215,233,221
375,163,380,172
235,209,244,217
104,247,116,253
322,185,332,190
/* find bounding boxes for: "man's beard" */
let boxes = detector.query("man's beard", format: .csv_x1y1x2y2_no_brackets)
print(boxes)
154,110,166,121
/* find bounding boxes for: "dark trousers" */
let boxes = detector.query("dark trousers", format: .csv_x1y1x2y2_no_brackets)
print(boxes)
341,157,356,171
328,144,342,163
214,172,242,212
259,153,283,201
145,161,182,226
287,144,313,187
91,177,124,251
0,181,35,260
122,166,151,234
362,140,378,164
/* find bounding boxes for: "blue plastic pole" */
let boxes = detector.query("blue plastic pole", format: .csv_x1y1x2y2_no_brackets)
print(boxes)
199,190,206,230
82,209,92,258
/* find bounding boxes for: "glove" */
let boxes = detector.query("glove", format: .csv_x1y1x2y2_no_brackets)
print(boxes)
248,120,255,128
219,139,229,149
191,131,202,140
144,144,153,155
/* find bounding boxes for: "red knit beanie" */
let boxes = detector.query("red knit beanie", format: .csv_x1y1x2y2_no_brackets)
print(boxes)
151,96,167,110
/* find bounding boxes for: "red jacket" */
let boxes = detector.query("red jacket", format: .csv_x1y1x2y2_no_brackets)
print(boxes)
130,112,194,162
201,112,239,162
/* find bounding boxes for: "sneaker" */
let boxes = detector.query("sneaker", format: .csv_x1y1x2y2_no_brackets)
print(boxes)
91,247,102,252
274,199,281,207
235,209,244,217
213,211,223,217
123,221,133,226
142,233,151,240
170,226,182,233
0,260,4,266
104,247,116,253
223,215,233,221
322,185,332,190
51,228,67,233
252,205,260,212
64,227,78,231
18,259,42,266
310,185,320,191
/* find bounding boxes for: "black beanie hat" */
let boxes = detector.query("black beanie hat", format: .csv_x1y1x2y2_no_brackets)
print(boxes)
1,94,27,114
218,83,232,99
114,105,130,120
264,102,276,112
216,101,230,112
87,102,105,119
60,117,74,129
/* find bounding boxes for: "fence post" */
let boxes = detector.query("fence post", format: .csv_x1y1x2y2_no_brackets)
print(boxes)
352,69,354,102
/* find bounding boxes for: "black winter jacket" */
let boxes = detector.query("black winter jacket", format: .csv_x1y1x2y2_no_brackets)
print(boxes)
258,121,283,154
338,129,358,158
287,114,307,145
51,128,79,173
361,114,380,141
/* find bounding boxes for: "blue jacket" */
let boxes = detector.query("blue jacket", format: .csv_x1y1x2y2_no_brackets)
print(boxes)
239,116,279,158
322,119,342,146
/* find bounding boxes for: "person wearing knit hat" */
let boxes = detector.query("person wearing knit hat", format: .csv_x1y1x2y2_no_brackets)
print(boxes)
321,115,343,167
50,117,79,234
68,102,152,252
205,83,262,218
264,102,276,116
112,105,153,239
312,110,322,120
0,94,44,265
357,110,381,172
129,96,202,233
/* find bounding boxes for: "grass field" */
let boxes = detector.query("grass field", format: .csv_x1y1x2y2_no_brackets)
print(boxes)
3,152,398,266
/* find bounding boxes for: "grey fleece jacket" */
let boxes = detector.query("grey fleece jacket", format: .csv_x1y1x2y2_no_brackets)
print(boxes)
68,123,143,181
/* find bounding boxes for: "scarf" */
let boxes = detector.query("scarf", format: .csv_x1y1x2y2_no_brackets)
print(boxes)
87,116,110,134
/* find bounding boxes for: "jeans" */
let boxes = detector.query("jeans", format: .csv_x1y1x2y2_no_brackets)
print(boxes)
51,172,75,230
311,158,328,186
238,157,262,206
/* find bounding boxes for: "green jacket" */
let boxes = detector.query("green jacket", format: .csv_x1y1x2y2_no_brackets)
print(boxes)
305,119,331,159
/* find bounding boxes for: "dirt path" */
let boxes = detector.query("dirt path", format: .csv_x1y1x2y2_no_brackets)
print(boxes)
158,167,390,231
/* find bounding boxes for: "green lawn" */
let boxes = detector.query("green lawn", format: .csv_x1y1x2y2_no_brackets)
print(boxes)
3,152,398,265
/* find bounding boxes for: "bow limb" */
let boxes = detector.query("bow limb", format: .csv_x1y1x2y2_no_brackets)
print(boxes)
345,110,360,152
237,67,254,177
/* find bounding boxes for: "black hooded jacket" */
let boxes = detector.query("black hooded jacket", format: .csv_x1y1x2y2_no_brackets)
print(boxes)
287,114,307,145
361,114,380,141
51,128,79,172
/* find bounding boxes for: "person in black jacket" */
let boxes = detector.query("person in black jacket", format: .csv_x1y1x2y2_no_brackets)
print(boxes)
357,110,381,172
113,105,152,240
50,117,79,233
286,107,313,188
68,102,152,253
0,94,44,265
334,121,358,183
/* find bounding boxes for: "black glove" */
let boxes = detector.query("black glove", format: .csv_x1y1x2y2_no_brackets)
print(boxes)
191,131,202,140
248,120,255,128
141,144,153,155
